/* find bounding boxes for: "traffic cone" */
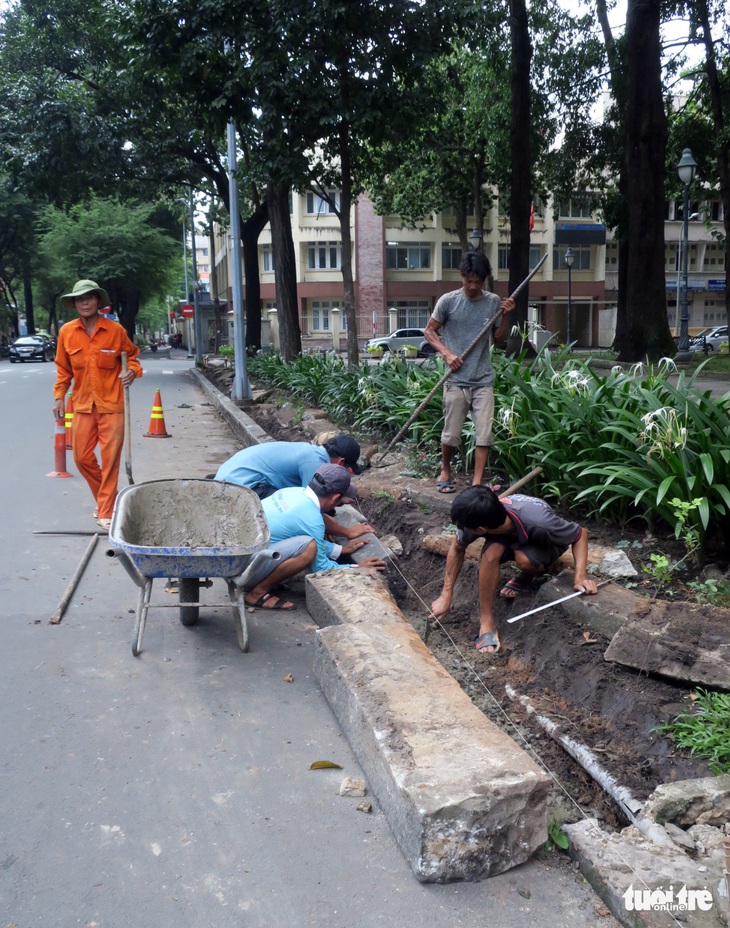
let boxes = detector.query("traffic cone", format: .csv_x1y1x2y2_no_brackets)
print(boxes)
144,389,171,438
47,421,73,477
64,392,74,449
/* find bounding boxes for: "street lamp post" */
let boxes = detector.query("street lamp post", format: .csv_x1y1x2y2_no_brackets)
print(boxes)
564,247,574,347
677,148,698,361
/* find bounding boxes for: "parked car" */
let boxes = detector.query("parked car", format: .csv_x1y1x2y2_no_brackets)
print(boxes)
689,325,728,352
8,335,56,363
364,327,434,357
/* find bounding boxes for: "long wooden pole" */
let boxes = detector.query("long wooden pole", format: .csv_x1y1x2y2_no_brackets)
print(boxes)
121,352,134,485
376,253,548,464
49,533,100,624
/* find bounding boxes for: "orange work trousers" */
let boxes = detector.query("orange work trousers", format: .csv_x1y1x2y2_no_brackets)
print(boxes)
72,408,125,519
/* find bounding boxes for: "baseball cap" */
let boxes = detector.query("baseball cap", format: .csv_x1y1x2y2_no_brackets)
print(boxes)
309,463,359,500
325,434,362,474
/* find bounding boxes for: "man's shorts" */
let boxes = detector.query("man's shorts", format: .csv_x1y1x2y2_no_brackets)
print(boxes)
242,535,313,589
441,384,494,447
483,538,568,570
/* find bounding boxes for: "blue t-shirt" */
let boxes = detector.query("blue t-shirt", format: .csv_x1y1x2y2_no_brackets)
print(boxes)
262,486,349,574
215,441,329,490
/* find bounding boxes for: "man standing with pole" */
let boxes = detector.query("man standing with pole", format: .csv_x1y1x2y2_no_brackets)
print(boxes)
52,280,142,530
424,253,515,493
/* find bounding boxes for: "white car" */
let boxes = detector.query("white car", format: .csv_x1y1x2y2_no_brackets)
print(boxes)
690,325,728,352
364,328,434,356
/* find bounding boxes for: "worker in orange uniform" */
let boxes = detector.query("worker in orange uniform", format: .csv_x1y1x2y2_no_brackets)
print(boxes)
53,280,142,530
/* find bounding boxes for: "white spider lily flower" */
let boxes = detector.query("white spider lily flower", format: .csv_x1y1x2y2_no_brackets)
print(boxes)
658,357,678,372
629,362,644,378
639,407,688,456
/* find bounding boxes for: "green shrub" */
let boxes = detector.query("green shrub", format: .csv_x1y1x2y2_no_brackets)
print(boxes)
657,690,730,774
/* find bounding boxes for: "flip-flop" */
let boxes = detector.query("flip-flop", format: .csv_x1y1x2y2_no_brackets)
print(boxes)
436,480,457,494
499,578,533,599
245,593,296,611
475,631,501,654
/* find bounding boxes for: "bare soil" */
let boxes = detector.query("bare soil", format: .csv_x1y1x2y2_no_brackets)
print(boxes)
206,368,723,830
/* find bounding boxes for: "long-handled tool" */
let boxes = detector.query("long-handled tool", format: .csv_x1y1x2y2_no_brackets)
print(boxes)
506,579,612,624
121,352,134,485
49,533,100,624
376,253,549,464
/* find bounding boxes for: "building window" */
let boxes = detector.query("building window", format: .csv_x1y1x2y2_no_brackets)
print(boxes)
306,189,340,215
262,244,275,272
310,300,342,333
498,244,544,271
393,300,431,328
558,196,592,218
307,241,342,270
553,246,591,271
386,243,431,270
442,244,463,270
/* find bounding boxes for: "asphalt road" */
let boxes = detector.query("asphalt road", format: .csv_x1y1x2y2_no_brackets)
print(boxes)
0,354,618,928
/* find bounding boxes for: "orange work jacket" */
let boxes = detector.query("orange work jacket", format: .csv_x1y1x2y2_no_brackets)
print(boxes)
53,316,142,413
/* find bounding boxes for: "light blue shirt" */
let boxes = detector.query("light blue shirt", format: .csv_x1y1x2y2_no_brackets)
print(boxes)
262,487,350,574
215,441,329,490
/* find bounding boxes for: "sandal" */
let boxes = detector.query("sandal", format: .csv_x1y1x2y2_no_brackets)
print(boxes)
436,480,457,494
475,631,501,654
499,578,533,599
245,592,296,611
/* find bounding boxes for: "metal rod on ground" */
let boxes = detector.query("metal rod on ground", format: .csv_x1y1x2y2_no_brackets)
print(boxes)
376,253,549,464
49,533,100,624
506,579,612,624
121,352,134,485
34,530,100,536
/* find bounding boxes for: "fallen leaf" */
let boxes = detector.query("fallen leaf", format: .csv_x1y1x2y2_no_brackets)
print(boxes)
283,673,294,683
309,760,343,770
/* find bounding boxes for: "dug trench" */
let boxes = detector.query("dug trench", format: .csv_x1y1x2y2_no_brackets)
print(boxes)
205,371,716,833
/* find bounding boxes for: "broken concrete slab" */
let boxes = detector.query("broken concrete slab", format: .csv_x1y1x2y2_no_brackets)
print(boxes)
565,818,727,928
306,568,407,628
314,619,551,882
642,776,730,829
604,599,730,688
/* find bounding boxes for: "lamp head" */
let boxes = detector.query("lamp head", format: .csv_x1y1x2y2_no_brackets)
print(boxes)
469,228,481,251
677,148,697,187
564,248,574,269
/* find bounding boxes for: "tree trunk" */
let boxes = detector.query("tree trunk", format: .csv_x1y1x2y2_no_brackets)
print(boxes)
695,0,730,333
266,184,301,360
596,0,630,353
241,200,269,351
506,0,532,352
620,0,675,361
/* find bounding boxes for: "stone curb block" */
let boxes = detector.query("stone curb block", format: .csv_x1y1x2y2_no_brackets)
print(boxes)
306,569,406,627
190,368,272,449
564,819,726,928
314,619,550,883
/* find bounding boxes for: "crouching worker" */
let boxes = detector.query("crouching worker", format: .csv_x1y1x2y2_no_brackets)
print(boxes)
430,486,598,654
243,464,386,611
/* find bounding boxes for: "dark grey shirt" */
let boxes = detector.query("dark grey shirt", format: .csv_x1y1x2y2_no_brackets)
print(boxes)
456,494,582,552
431,288,502,387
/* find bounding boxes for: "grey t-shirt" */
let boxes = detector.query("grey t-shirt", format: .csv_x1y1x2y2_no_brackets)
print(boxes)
456,494,582,552
431,288,502,387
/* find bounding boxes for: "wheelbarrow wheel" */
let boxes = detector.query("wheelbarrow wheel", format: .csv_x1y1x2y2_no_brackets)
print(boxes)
179,577,200,626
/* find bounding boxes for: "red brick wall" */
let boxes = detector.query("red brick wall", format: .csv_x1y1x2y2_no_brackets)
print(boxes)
355,197,385,326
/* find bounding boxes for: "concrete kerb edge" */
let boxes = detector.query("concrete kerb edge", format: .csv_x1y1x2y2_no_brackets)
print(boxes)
189,368,273,449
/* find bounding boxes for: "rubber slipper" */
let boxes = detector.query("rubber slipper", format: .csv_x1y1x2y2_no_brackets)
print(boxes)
245,592,296,611
499,578,532,599
436,480,457,494
475,631,501,654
